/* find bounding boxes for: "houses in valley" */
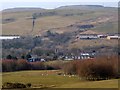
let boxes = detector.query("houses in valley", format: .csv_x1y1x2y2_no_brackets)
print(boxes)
27,55,46,62
27,52,96,62
60,52,96,61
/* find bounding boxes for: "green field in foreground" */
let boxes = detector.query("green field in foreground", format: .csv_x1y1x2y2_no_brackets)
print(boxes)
2,70,119,88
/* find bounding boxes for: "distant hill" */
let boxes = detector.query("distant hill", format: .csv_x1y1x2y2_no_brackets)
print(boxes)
2,5,118,36
56,5,104,10
2,7,45,12
2,5,118,54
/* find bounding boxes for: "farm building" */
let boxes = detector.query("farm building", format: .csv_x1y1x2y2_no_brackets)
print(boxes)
97,34,107,38
28,57,41,62
27,57,45,62
64,56,74,61
107,35,120,40
77,30,102,40
0,35,20,40
79,34,98,40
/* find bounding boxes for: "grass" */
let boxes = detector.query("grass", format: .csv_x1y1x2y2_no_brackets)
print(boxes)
69,39,118,49
2,70,119,88
0,73,2,89
59,79,118,88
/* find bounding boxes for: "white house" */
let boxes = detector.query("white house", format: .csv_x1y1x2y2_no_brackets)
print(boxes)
0,36,20,40
27,57,45,62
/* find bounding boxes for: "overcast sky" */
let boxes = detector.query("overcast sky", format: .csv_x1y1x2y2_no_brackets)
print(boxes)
0,0,119,11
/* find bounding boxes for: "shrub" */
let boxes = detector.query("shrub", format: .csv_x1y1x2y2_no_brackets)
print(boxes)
30,62,45,70
6,55,12,59
6,55,18,60
2,59,65,72
2,60,17,72
16,59,31,71
45,65,54,70
2,82,26,89
2,82,13,89
63,61,77,75
13,83,26,88
2,59,31,72
26,83,32,88
77,59,117,80
45,61,64,70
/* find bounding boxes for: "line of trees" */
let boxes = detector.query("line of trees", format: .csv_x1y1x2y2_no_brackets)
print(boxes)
2,59,64,72
63,55,119,80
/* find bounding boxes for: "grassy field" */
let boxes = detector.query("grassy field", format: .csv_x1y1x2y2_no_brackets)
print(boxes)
2,70,119,88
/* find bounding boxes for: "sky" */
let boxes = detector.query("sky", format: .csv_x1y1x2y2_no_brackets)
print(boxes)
0,0,119,11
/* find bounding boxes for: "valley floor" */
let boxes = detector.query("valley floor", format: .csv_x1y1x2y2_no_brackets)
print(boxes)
2,70,119,89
